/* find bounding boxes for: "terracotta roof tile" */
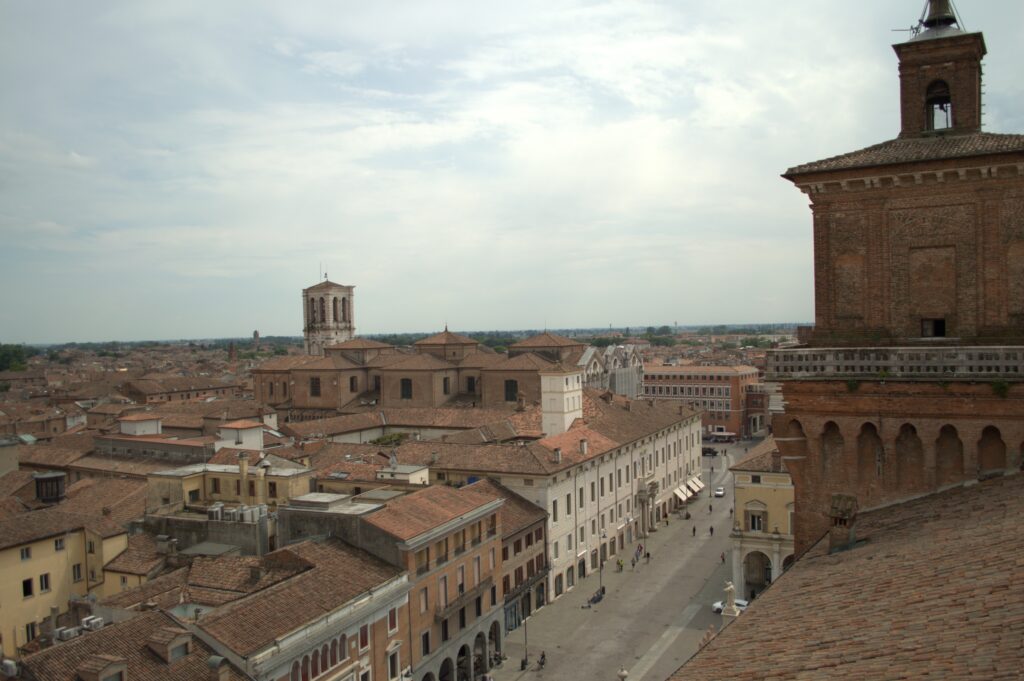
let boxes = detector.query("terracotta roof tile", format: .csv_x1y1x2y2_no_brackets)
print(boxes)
325,338,394,350
729,436,787,474
197,539,401,656
364,484,499,541
415,329,479,346
785,131,1024,176
465,478,545,537
510,332,584,348
0,506,125,551
672,474,1024,680
380,354,456,371
20,610,247,681
105,533,165,576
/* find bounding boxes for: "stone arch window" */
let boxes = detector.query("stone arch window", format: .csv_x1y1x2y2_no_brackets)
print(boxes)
291,661,300,681
319,297,326,322
339,634,348,660
311,652,319,677
857,423,886,486
320,646,329,673
302,656,310,681
330,640,337,666
332,297,339,322
925,80,952,131
342,297,349,322
309,298,317,323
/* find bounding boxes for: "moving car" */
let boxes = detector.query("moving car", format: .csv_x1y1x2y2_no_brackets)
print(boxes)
714,486,725,497
702,447,717,456
711,599,749,614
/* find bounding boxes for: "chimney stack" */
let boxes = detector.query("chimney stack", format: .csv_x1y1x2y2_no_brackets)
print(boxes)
238,452,250,505
827,494,859,554
208,656,230,681
771,448,782,472
579,439,588,456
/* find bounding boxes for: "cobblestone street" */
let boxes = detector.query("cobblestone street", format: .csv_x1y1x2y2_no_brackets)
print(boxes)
489,446,749,681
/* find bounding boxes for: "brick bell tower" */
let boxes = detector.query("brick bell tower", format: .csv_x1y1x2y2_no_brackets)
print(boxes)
769,1,1024,556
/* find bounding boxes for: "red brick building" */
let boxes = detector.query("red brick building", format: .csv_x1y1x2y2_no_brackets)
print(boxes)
641,365,760,436
768,2,1024,554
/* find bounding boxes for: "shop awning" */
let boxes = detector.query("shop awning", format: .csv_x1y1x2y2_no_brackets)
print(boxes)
687,478,704,494
673,486,690,503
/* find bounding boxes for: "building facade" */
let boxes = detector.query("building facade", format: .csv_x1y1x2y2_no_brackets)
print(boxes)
768,2,1024,553
641,365,760,436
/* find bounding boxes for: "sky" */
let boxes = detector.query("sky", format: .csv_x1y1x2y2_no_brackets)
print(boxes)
2,1,1023,343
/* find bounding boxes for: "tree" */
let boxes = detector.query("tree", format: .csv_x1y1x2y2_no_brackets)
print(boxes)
656,325,672,336
0,344,31,371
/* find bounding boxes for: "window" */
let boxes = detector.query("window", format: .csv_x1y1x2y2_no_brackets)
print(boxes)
25,621,37,642
504,379,518,402
600,478,605,496
212,477,221,494
467,376,476,393
40,573,51,592
421,631,431,656
120,575,128,587
359,624,369,650
388,651,399,680
921,318,946,338
443,377,451,395
579,488,584,508
490,585,497,605
420,587,429,613
925,79,952,131
269,481,278,498
590,482,595,502
458,607,466,629
400,378,413,400
474,556,481,585
748,512,765,532
475,595,482,617
310,377,321,397
441,619,450,642
350,376,358,392
20,547,31,560
457,566,465,594
751,475,761,484
514,539,522,555
248,480,256,498
170,643,189,661
502,546,509,561
553,542,559,559
361,671,370,681
388,607,398,633
551,499,558,522
23,577,33,598
73,563,82,582
439,575,448,607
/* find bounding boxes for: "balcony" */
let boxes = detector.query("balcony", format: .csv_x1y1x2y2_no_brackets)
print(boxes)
766,346,1024,381
435,576,494,623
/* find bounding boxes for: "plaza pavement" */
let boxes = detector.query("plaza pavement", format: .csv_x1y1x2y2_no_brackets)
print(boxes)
489,442,754,681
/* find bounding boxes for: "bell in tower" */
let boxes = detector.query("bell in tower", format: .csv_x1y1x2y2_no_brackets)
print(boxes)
893,1,985,138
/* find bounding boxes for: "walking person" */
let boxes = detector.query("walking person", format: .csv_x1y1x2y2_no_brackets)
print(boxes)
692,525,696,537
710,526,714,537
709,503,713,514
721,552,725,564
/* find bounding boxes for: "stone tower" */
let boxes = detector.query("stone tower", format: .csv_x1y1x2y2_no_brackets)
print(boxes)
769,1,1024,555
302,279,355,356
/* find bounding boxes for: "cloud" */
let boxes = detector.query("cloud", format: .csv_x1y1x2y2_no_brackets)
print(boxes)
1,1,1022,342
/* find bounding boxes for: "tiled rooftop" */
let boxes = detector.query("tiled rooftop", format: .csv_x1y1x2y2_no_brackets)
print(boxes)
671,473,1024,680
784,131,1024,176
364,484,499,541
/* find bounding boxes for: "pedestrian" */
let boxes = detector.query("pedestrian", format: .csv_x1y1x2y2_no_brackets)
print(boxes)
711,466,714,474
664,516,669,527
631,557,636,570
720,552,725,564
709,503,713,514
692,525,696,537
645,552,651,563
729,507,733,517
710,526,714,536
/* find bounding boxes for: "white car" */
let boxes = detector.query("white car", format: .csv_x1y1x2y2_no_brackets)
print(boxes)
714,486,725,497
711,599,749,614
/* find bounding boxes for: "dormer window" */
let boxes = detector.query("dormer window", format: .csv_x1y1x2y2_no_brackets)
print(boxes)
146,627,192,664
76,654,127,681
925,80,952,131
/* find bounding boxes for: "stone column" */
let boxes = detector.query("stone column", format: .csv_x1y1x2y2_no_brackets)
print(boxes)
731,541,744,590
771,534,783,582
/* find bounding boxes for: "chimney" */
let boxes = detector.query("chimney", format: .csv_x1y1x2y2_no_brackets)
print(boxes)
155,534,171,555
553,447,562,464
255,465,267,506
579,439,588,456
771,449,782,472
516,394,526,411
238,452,250,505
249,565,264,582
827,494,859,554
49,605,59,637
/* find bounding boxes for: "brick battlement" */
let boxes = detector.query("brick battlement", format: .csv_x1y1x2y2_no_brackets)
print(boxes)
767,346,1024,381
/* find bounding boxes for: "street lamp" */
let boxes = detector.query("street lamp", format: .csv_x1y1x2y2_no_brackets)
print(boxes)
599,530,608,594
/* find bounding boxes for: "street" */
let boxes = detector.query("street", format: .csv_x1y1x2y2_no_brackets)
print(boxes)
490,445,748,681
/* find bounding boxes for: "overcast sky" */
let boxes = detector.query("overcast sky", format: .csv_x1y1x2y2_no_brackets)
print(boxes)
2,1,1022,343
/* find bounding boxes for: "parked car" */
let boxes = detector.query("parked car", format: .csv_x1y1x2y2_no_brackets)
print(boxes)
702,447,717,456
712,599,749,614
714,487,726,497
